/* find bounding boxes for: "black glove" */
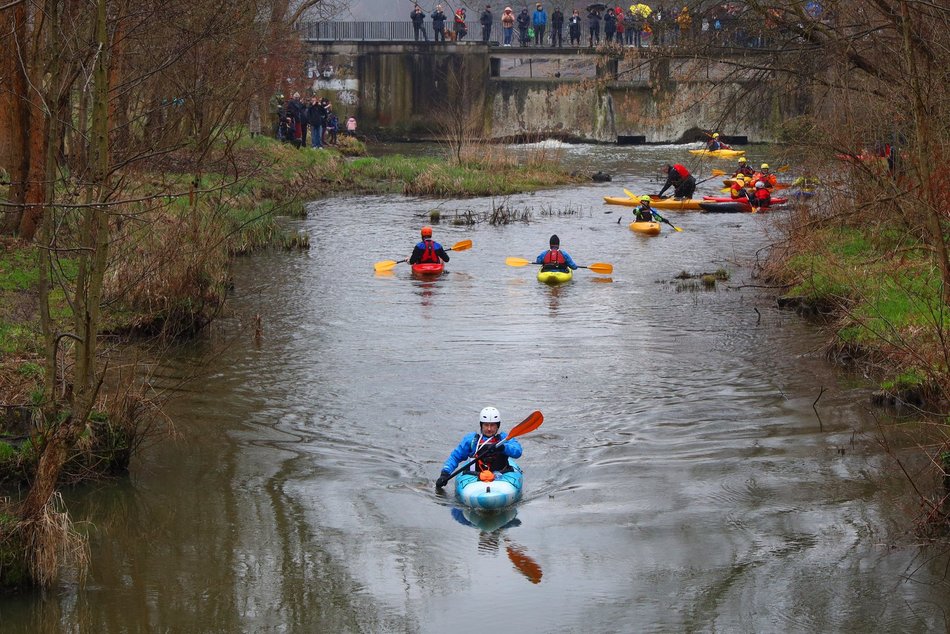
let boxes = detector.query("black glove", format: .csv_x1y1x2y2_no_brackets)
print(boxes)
435,470,451,488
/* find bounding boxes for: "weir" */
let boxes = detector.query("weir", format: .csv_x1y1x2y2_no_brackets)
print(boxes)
300,38,807,143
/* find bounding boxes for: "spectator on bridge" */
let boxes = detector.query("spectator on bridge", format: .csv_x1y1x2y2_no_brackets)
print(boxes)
568,9,581,45
614,7,625,44
517,8,530,46
501,7,515,46
454,8,468,41
480,5,493,43
550,6,563,47
604,8,616,43
432,5,448,42
676,6,691,41
587,8,601,47
532,3,547,45
411,5,428,42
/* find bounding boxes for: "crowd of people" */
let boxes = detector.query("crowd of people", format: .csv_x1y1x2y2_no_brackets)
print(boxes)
402,3,789,48
269,92,358,148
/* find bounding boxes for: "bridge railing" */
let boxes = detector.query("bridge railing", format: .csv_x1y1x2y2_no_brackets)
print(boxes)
299,21,437,42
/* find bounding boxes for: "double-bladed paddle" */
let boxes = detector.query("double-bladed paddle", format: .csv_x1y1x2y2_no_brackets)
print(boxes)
439,410,544,486
374,239,472,272
505,257,613,274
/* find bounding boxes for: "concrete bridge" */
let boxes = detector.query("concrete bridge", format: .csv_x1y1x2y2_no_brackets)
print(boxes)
299,32,805,144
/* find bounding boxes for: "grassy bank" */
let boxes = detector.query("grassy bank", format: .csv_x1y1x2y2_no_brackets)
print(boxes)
765,204,948,403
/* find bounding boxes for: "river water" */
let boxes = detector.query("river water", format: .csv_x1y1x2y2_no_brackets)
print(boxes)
2,143,948,632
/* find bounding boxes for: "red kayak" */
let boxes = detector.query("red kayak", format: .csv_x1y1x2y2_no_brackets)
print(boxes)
703,196,788,204
411,262,445,276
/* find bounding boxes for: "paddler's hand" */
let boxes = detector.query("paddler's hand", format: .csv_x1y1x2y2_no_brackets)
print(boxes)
435,471,450,488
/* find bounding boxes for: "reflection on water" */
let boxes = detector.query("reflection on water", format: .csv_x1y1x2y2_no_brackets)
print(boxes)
3,141,949,632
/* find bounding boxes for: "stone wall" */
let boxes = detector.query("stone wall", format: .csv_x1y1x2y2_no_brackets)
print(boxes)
304,42,806,143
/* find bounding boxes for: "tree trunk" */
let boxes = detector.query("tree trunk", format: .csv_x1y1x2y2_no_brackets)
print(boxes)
0,3,30,235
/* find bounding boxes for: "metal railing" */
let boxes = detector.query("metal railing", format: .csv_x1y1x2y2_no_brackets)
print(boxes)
299,21,444,42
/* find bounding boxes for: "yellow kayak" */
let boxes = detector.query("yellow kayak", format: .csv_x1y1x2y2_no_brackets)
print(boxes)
537,268,573,284
629,221,661,235
689,148,746,158
604,196,703,211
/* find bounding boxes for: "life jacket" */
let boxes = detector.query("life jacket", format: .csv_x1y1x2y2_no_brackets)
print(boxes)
671,164,690,179
736,165,755,177
420,239,440,263
542,248,567,267
635,205,654,221
470,435,510,473
730,181,746,199
753,188,771,207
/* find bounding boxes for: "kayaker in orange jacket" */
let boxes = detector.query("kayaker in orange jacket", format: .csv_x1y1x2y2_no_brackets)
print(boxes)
408,226,450,265
752,163,778,188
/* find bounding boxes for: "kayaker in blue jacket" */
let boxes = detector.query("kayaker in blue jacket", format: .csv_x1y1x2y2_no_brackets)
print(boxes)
436,407,523,488
408,226,450,265
535,234,577,272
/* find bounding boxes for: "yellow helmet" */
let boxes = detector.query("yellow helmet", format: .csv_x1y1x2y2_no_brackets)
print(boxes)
712,133,719,138
735,175,745,183
640,195,651,203
738,157,747,163
761,163,770,170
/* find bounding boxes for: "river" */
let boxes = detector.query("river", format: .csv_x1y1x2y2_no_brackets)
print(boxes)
2,142,948,632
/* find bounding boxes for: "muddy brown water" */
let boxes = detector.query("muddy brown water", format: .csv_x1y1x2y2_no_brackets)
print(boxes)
2,143,948,632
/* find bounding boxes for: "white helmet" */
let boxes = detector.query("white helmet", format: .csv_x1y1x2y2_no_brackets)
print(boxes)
755,181,766,189
479,407,501,424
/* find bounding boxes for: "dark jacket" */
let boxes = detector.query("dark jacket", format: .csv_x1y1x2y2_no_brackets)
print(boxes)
431,9,447,29
410,10,426,27
480,9,492,26
517,10,530,29
551,9,564,28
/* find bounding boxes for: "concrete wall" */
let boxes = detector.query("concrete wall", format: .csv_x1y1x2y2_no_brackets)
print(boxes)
304,42,806,142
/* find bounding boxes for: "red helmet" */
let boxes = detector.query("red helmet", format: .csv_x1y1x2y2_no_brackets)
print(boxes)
421,226,433,238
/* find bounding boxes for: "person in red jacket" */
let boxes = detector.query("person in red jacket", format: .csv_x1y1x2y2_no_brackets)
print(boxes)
658,163,696,199
729,175,751,200
751,181,771,210
408,226,450,265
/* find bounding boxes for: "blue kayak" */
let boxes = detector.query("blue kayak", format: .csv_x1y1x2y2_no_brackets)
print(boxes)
455,461,523,510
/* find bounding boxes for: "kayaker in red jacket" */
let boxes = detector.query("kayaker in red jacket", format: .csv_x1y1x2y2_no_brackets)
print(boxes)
658,164,696,199
729,175,751,200
436,407,524,488
751,181,771,209
408,226,450,265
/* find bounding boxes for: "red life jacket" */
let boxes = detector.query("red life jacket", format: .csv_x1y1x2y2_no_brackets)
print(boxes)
420,239,440,263
472,435,509,472
671,164,690,179
753,188,771,206
730,182,745,199
543,248,566,266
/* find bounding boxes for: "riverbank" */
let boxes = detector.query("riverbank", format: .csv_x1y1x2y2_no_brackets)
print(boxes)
763,200,948,408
